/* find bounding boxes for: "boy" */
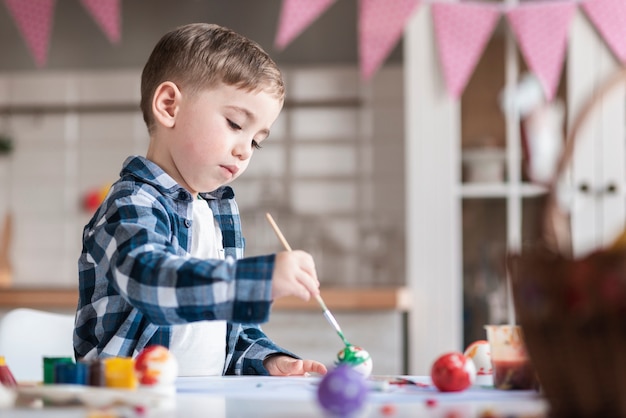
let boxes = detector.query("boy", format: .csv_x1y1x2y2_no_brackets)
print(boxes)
74,23,327,377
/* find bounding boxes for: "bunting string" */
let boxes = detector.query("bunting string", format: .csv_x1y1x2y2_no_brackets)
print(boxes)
275,0,626,100
1,0,624,102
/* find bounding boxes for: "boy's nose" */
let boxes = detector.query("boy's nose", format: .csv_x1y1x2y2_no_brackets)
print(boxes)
233,141,252,160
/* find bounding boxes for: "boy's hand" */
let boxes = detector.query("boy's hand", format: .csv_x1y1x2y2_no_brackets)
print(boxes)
264,355,327,376
271,250,320,300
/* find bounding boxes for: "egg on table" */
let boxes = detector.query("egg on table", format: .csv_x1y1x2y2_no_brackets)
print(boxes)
464,340,493,386
335,345,373,378
134,345,178,386
317,364,368,417
430,352,476,392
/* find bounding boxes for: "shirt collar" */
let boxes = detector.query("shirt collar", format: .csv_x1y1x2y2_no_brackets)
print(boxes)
120,155,235,201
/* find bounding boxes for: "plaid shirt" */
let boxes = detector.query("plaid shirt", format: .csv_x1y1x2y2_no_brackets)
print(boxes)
74,155,295,375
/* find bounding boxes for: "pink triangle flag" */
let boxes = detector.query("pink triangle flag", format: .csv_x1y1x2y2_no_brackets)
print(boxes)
359,0,421,81
80,0,121,44
274,0,336,50
581,0,626,64
4,0,56,67
506,1,577,102
432,2,501,99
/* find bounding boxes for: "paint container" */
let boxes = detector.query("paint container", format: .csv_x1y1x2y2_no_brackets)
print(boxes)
82,359,105,387
54,361,88,385
43,357,74,384
103,357,137,389
0,356,17,387
485,325,537,390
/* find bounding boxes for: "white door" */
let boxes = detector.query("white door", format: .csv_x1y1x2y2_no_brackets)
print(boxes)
568,12,626,257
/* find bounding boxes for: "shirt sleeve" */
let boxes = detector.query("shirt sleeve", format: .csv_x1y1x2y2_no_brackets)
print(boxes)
223,322,299,375
86,187,275,326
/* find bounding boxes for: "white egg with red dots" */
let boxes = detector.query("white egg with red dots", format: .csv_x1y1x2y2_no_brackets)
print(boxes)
464,340,492,375
464,340,493,386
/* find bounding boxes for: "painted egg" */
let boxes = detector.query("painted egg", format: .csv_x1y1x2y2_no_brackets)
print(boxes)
430,352,476,392
336,345,373,378
464,340,492,376
134,345,178,386
317,365,368,417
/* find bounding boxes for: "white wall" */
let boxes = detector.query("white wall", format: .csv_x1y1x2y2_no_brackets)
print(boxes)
0,65,407,375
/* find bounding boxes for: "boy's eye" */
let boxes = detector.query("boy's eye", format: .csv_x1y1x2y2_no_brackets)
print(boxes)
227,119,241,130
252,140,262,150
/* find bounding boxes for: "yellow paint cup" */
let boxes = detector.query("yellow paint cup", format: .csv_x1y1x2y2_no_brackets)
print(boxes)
103,357,137,389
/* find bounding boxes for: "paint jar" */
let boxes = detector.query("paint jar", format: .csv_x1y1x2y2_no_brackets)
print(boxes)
0,356,17,387
484,325,537,390
103,357,137,389
81,359,105,387
43,357,74,385
55,361,88,385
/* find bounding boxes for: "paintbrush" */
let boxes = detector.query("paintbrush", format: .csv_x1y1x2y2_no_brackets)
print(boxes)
265,212,351,347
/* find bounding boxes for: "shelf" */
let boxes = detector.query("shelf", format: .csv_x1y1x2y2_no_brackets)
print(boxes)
272,286,411,312
0,286,411,312
459,183,548,198
0,98,362,115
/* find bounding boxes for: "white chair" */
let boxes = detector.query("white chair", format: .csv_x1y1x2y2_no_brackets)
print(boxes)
0,308,75,383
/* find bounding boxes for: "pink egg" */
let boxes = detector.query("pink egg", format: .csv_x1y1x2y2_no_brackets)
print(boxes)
463,340,492,376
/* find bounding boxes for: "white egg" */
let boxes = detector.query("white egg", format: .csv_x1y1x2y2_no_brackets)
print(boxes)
464,340,493,385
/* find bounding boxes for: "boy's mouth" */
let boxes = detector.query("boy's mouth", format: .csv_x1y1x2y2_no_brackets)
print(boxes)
221,165,239,176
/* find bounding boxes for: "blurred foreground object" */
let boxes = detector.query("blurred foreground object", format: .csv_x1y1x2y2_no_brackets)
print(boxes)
510,68,626,418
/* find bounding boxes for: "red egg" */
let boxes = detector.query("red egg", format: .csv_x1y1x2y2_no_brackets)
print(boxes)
431,352,476,392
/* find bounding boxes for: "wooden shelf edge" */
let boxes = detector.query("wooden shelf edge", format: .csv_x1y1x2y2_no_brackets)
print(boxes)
0,286,411,312
272,287,412,312
0,287,79,309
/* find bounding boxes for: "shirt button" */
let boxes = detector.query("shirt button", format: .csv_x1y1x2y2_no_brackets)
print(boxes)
184,219,191,228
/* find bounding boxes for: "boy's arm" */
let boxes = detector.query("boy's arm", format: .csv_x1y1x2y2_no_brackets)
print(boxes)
90,189,276,326
223,322,298,375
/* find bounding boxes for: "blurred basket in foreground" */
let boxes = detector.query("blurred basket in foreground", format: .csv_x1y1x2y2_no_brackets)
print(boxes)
509,68,626,418
510,248,626,417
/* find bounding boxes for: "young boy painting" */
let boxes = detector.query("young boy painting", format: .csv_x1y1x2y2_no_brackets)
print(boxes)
74,23,327,377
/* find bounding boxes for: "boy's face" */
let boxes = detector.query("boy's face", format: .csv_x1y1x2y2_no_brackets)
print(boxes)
160,82,282,194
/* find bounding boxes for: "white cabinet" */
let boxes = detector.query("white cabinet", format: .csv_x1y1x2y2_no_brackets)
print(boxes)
404,7,626,374
567,13,626,256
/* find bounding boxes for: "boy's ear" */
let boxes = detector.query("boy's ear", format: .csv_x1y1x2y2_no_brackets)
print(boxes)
152,81,180,128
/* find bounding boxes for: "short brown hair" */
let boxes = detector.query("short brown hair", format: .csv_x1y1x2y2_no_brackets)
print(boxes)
140,23,285,133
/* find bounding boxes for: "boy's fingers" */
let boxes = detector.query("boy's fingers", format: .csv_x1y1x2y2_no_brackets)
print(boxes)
302,360,327,375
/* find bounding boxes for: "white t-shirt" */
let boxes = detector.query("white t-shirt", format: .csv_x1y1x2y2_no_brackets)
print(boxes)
169,197,227,376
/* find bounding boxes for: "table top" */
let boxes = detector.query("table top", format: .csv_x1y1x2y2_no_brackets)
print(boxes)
2,375,547,418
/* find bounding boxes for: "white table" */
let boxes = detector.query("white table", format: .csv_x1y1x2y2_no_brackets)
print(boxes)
2,375,547,417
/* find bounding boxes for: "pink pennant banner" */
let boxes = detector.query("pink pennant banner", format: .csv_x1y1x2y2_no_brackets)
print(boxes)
274,0,336,50
581,0,626,64
359,0,421,81
80,0,121,44
432,2,501,99
506,1,577,102
4,0,56,67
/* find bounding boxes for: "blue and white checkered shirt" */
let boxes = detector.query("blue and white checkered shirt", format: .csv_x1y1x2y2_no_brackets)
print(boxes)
74,155,295,375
